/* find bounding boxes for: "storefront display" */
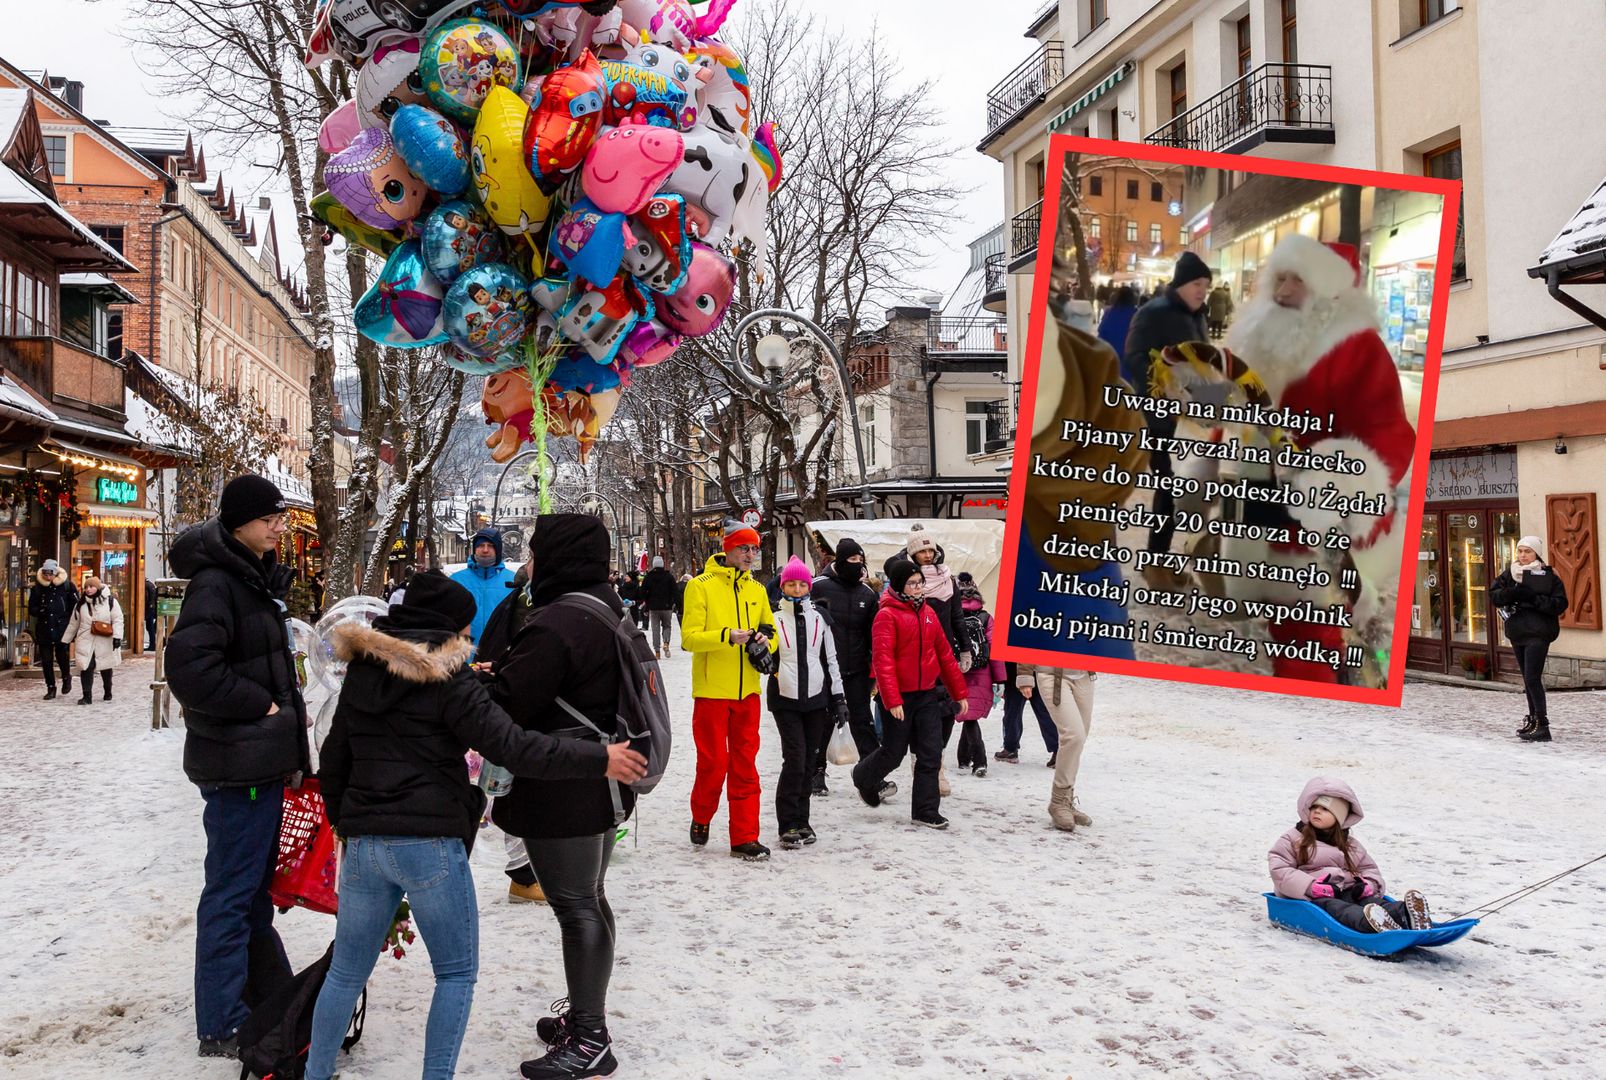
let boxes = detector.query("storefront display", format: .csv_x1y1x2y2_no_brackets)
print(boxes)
54,443,154,653
1371,260,1435,372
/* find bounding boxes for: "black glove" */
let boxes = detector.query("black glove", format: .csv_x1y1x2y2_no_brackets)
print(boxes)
744,635,777,676
112,638,121,650
830,695,848,726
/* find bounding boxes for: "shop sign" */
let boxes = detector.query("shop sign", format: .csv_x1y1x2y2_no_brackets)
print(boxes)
157,598,184,617
1427,451,1517,502
96,478,138,504
103,551,129,569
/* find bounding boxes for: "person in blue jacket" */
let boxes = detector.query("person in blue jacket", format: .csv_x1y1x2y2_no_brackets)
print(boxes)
450,528,515,647
1099,285,1140,387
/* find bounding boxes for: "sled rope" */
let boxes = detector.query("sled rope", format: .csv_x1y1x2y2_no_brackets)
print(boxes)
1448,851,1606,920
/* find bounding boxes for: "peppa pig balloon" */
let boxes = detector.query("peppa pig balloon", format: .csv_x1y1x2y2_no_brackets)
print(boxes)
580,125,682,215
324,126,429,232
658,242,734,337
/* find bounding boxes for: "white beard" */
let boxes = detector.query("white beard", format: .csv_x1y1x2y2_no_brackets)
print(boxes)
1226,288,1380,403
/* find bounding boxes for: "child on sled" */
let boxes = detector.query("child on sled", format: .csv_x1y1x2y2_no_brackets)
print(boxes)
1268,777,1435,933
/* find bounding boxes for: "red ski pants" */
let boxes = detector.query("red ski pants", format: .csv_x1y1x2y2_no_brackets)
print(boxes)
690,695,762,846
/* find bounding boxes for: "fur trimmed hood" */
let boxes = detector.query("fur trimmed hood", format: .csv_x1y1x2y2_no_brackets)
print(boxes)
331,622,474,684
36,566,68,587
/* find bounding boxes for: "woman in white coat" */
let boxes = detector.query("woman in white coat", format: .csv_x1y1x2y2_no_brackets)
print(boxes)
63,576,123,705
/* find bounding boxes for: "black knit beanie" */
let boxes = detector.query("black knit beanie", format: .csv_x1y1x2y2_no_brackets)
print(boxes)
219,474,288,531
887,559,922,595
1169,251,1212,289
378,570,478,636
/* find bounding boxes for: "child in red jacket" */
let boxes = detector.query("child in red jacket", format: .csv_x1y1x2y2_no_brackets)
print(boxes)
851,560,967,828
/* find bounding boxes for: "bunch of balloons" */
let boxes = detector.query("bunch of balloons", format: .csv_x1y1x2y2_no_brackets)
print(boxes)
306,0,779,462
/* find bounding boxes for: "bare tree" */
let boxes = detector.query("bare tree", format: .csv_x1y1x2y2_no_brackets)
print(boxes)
128,0,392,598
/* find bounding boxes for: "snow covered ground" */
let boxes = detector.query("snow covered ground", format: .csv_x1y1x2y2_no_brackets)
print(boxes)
1,654,1602,1079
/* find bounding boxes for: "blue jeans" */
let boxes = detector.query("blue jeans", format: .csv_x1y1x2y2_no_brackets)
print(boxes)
1000,665,1058,755
306,837,479,1080
1008,528,1137,661
195,782,291,1040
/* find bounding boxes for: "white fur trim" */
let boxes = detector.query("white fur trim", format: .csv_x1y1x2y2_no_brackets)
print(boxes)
1285,438,1398,543
1265,234,1356,300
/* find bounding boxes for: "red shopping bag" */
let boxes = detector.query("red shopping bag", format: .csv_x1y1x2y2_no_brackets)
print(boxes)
269,778,339,915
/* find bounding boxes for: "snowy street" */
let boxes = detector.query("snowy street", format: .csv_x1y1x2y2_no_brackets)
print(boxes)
1,654,1602,1079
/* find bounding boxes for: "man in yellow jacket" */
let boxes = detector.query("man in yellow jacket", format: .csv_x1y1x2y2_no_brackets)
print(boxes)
682,520,779,861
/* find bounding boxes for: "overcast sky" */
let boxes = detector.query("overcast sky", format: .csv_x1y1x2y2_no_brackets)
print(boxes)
6,0,1035,305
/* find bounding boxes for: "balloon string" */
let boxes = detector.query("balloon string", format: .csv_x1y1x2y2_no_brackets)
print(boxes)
525,338,559,516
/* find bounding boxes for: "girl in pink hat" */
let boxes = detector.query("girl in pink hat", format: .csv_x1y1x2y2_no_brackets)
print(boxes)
767,556,846,848
1268,776,1436,933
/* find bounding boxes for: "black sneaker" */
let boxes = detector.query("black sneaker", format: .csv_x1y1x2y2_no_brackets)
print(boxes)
1519,720,1552,743
798,825,818,845
877,780,897,802
535,997,571,1046
810,769,828,796
974,764,988,778
689,822,709,846
730,841,771,861
779,828,804,849
912,813,950,830
993,748,1017,763
197,1034,238,1059
520,1026,617,1079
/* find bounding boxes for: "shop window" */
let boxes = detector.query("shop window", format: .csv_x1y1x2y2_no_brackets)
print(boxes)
1424,141,1466,280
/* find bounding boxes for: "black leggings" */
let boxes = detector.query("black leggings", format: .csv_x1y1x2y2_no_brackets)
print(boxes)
79,659,113,699
956,722,986,768
1514,640,1550,721
523,831,618,1031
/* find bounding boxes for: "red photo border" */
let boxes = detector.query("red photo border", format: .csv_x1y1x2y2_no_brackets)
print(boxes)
993,134,1463,707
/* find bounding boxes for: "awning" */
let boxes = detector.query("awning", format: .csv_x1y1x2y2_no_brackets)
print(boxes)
41,439,143,479
81,503,158,529
0,168,136,272
60,272,142,305
1046,61,1133,134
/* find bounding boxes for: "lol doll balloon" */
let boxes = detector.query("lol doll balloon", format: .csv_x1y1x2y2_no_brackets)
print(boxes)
323,126,428,232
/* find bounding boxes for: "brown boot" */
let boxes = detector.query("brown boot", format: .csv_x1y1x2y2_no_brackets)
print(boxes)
508,880,547,904
1047,789,1077,832
1068,786,1092,827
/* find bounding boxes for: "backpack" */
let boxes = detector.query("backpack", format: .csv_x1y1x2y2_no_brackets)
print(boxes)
957,610,990,666
550,590,672,823
236,942,365,1080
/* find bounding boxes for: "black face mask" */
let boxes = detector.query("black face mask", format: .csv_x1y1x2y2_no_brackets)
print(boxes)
836,560,865,584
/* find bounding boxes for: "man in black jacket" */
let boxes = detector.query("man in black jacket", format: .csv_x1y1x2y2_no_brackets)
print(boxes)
27,558,77,699
1124,251,1212,582
166,475,307,1059
810,538,879,762
640,555,679,657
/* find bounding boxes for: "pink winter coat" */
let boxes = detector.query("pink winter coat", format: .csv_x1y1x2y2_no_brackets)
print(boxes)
959,600,1006,722
1267,776,1384,900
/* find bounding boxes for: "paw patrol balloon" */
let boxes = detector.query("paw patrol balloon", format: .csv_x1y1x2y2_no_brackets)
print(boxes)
421,18,524,125
443,263,534,358
421,200,506,285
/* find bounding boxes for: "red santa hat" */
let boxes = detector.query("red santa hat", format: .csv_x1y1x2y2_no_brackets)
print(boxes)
1264,234,1362,300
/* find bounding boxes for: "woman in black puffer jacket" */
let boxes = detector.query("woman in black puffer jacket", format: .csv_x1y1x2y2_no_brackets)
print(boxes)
490,514,638,1079
1489,534,1569,744
307,571,645,1080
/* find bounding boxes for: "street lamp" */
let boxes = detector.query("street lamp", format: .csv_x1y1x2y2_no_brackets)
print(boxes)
723,308,876,521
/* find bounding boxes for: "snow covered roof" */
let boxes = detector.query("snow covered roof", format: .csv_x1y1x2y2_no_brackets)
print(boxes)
0,166,136,271
0,89,28,143
0,374,58,428
104,125,190,157
60,272,141,304
1530,175,1606,282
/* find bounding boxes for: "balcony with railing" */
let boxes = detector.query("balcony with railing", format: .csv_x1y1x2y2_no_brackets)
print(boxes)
927,316,1007,358
1009,198,1045,270
982,252,1007,313
983,42,1065,145
0,335,127,421
1144,63,1334,155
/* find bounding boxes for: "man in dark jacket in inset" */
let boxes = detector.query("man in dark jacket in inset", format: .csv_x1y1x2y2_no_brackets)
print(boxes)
1124,251,1211,585
810,537,879,763
640,555,679,658
166,474,307,1059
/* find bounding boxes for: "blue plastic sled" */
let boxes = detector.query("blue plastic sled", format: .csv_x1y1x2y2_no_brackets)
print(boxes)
1262,893,1479,957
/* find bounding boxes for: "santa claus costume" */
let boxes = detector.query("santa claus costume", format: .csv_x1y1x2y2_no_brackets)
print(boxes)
1224,236,1417,683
